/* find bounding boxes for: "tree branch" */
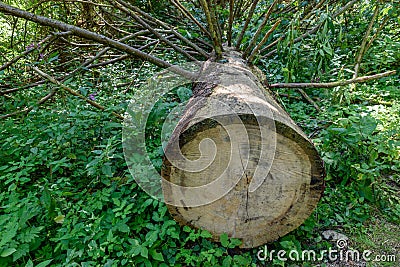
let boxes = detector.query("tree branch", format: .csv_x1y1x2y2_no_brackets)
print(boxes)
353,4,380,79
199,0,223,58
112,0,210,58
259,36,282,54
242,0,279,58
301,0,327,22
32,66,124,120
269,70,396,89
263,0,358,58
0,84,58,119
235,0,260,49
297,88,321,112
248,19,281,62
170,0,211,38
227,0,234,46
365,16,390,53
0,2,196,79
110,0,198,62
0,31,72,71
0,35,52,71
87,54,130,69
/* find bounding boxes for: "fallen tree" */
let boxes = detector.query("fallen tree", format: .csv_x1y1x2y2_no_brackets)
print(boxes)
0,0,397,248
161,49,325,247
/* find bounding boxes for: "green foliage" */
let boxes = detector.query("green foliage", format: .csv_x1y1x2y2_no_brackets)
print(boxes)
3,73,398,267
145,86,192,171
0,0,399,266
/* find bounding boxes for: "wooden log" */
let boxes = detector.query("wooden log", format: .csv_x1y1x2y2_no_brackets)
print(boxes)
161,49,325,248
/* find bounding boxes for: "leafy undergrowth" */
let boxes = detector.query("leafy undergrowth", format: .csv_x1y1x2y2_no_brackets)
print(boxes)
1,74,399,267
1,56,399,267
272,74,400,266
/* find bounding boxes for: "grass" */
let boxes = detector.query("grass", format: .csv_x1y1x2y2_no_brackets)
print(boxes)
351,214,400,266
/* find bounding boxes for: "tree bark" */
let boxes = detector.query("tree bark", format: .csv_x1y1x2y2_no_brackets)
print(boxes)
161,49,325,248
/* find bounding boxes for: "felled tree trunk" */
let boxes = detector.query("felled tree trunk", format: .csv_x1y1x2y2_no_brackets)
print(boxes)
161,49,325,248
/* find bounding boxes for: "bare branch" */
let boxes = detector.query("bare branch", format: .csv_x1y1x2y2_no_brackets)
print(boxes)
242,0,279,58
87,54,129,69
32,66,124,120
138,35,172,50
28,0,112,10
195,37,213,49
95,7,132,35
0,32,71,71
235,0,260,49
111,0,198,62
263,0,358,58
269,70,396,89
112,0,210,58
0,2,196,79
365,16,390,53
227,0,234,46
71,30,149,73
1,31,151,97
170,0,211,38
1,80,44,95
354,4,380,79
123,41,160,94
302,0,327,21
298,88,321,112
199,0,223,58
259,36,282,54
0,84,57,119
248,19,281,62
233,0,244,19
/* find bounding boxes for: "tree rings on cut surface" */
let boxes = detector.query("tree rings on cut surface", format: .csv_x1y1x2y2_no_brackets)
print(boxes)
161,51,325,248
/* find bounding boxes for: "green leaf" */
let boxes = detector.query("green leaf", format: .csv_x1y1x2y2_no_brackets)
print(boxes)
144,230,158,247
183,225,192,233
67,153,76,159
117,223,130,233
19,226,43,243
54,215,65,224
48,52,59,62
150,249,164,261
360,116,377,136
0,248,16,257
143,259,152,267
107,230,114,242
228,238,242,248
220,233,229,247
41,188,56,218
140,246,148,258
279,240,294,249
102,164,113,177
176,87,192,102
36,259,53,267
104,260,114,267
329,127,346,133
12,243,29,261
41,188,52,210
0,219,18,248
25,259,34,267
200,230,212,238
222,256,232,267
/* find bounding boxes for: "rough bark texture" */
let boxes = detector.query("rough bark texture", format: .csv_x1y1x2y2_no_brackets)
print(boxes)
161,49,325,248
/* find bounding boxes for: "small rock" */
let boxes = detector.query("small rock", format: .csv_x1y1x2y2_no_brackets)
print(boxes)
322,230,349,241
